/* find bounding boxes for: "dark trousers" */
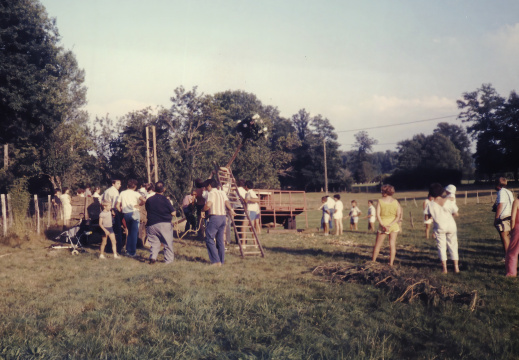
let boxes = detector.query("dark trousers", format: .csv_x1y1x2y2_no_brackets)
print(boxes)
113,210,123,254
205,215,226,264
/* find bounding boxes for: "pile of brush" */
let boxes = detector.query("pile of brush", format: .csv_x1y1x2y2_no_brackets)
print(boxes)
312,262,481,310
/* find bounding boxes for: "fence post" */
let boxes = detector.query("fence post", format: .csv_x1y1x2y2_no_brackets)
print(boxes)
34,195,40,235
1,194,6,236
465,191,467,205
409,211,414,229
413,198,417,207
477,191,480,204
47,195,51,228
6,194,13,226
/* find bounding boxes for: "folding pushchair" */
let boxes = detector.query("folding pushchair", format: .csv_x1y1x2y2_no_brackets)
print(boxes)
51,219,93,255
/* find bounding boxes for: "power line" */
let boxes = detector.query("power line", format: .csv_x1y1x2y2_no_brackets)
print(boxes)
336,115,458,133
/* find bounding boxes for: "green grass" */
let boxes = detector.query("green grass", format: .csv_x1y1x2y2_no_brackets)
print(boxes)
1,191,519,359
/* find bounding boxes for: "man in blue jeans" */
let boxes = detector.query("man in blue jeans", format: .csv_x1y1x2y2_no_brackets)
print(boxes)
116,179,145,257
202,179,235,266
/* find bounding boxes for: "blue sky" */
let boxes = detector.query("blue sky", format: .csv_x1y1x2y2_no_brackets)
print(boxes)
41,0,519,151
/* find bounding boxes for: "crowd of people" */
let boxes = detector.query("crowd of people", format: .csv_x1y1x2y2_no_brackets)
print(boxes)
50,177,261,267
49,176,519,276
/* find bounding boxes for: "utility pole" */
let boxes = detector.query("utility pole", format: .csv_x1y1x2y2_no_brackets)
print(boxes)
146,126,159,183
323,138,328,194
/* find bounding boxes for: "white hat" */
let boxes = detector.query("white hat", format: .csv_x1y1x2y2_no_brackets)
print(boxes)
445,184,456,198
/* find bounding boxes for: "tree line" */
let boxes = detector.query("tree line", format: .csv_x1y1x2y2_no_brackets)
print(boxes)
2,0,519,201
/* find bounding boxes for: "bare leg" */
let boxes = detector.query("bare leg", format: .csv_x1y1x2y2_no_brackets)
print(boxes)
425,224,431,239
338,218,343,235
372,232,387,262
100,235,107,257
499,230,510,254
388,232,398,266
441,260,448,273
453,260,459,273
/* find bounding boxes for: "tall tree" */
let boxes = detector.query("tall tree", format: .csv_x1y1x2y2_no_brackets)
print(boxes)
351,131,378,183
433,122,473,175
0,0,87,188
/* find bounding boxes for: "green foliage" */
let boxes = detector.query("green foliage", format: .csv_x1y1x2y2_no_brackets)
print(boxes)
7,177,30,237
458,84,519,180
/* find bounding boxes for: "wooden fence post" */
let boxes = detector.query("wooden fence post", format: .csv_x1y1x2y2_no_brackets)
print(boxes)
34,195,40,235
47,195,51,228
1,194,6,236
413,198,417,207
465,191,467,205
6,194,13,227
477,191,480,204
404,197,407,206
409,211,414,229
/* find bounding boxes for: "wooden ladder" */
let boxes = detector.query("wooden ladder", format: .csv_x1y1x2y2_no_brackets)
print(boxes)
215,166,265,258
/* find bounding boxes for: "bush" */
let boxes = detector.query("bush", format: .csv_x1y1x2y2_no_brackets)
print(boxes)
8,178,31,238
386,168,462,190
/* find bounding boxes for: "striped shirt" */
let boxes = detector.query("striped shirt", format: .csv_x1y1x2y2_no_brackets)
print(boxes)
207,188,229,216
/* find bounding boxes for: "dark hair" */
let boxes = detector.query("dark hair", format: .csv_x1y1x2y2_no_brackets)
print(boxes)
127,179,138,189
155,181,165,194
429,183,445,198
237,179,245,187
145,182,155,192
321,196,327,201
368,200,373,205
496,177,507,189
205,179,218,189
245,180,254,189
334,194,340,200
195,178,204,188
111,178,121,185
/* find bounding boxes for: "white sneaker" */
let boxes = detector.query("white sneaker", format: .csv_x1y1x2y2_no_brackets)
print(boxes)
99,254,106,259
114,254,120,260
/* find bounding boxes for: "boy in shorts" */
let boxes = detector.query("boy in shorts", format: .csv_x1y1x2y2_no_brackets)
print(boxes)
349,200,362,231
99,201,120,259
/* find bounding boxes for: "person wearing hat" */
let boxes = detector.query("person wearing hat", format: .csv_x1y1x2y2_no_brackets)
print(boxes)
424,183,460,273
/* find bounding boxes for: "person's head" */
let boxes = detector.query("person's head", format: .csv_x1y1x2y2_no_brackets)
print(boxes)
127,179,138,190
204,179,218,191
368,200,373,206
351,200,357,206
93,186,100,193
496,177,507,190
62,187,69,194
237,179,245,188
445,184,456,199
428,193,434,200
195,178,204,189
146,182,155,193
191,189,197,196
154,181,165,194
429,183,445,198
334,194,340,200
321,196,327,203
112,179,121,190
77,188,85,194
102,200,111,210
245,180,254,190
381,184,395,197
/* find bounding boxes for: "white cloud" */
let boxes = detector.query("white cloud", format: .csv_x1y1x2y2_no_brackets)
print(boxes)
359,95,456,113
485,23,519,59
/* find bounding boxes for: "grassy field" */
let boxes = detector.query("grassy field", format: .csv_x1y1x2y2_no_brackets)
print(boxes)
1,191,519,359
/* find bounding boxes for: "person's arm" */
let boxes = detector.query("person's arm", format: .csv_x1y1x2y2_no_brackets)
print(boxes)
202,201,212,212
511,199,519,230
116,199,122,213
225,200,236,217
495,203,504,225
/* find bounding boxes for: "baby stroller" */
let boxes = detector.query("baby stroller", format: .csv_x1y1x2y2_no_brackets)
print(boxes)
51,219,93,255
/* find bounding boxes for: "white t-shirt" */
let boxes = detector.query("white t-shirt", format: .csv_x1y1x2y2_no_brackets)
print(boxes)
246,189,260,213
349,206,361,217
326,197,336,211
424,200,457,233
367,205,376,222
117,189,143,214
496,188,514,219
333,200,343,219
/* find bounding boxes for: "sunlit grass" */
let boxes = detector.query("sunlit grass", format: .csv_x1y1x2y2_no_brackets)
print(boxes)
1,191,519,359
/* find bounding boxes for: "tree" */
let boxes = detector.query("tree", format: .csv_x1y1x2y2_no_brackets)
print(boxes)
351,131,378,183
0,0,87,189
433,122,473,176
457,84,513,180
291,109,312,142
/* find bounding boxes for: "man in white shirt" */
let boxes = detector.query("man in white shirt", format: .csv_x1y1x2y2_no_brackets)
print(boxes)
102,178,123,254
116,179,145,257
202,179,235,266
494,177,514,255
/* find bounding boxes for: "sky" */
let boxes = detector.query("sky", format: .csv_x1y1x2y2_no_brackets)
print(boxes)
40,0,519,152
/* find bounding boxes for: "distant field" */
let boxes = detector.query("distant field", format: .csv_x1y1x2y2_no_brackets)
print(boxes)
1,192,519,359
